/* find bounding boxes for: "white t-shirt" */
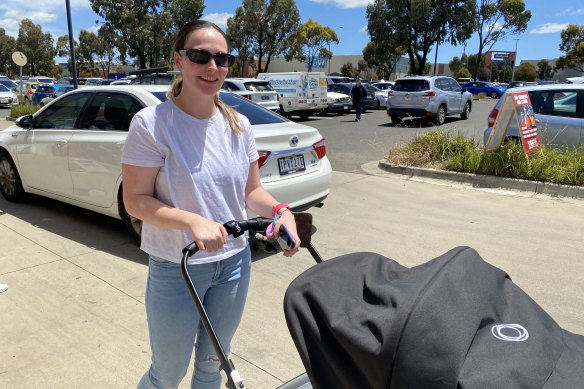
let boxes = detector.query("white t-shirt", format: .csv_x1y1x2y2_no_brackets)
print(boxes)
121,99,259,264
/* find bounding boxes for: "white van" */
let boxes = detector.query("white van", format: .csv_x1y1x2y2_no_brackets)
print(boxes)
257,72,328,119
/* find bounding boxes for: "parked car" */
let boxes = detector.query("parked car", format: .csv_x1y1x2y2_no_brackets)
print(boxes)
507,81,538,89
0,79,18,91
483,84,584,150
39,85,75,106
32,84,74,105
324,91,351,115
28,76,55,84
387,75,473,125
462,81,506,99
326,76,351,85
367,84,388,109
16,82,45,104
456,77,473,85
327,82,377,112
0,85,332,242
371,81,394,91
56,77,88,85
221,78,280,113
0,84,18,107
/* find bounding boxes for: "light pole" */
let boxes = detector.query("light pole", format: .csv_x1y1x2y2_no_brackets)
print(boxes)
511,38,519,82
328,26,343,75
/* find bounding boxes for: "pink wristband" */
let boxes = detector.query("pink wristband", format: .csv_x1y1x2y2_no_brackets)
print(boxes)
272,204,290,217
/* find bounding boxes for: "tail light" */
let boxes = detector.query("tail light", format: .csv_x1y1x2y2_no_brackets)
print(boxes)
488,108,499,127
387,90,393,97
241,94,252,100
312,138,326,159
423,91,436,97
257,150,270,167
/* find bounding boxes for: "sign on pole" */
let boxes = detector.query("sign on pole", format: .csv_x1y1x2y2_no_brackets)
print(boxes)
11,51,27,101
484,91,541,154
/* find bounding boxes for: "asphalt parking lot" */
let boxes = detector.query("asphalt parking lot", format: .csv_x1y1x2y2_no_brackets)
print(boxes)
1,116,583,388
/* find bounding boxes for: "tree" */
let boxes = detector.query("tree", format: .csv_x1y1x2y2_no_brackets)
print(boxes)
78,30,98,74
16,19,56,76
454,67,471,79
55,35,78,75
513,62,536,81
555,24,584,73
362,41,404,81
90,0,204,69
340,62,358,78
0,29,19,77
226,0,300,74
499,64,512,82
536,59,554,80
471,0,531,78
366,0,475,75
227,6,256,76
285,18,339,72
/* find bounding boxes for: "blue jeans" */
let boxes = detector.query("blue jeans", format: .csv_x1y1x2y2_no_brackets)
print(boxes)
138,247,251,389
355,101,364,120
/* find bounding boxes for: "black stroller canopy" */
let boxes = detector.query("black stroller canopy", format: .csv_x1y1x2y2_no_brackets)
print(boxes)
284,246,584,389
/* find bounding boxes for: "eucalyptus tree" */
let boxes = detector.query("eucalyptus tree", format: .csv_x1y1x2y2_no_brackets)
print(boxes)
367,0,476,75
285,18,339,72
0,28,19,77
555,24,584,73
16,19,56,76
226,0,300,74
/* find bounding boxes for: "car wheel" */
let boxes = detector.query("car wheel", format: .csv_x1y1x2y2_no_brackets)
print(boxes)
435,105,447,125
461,102,471,120
490,91,499,99
0,152,26,202
390,115,401,124
119,189,142,243
279,106,288,119
298,111,310,120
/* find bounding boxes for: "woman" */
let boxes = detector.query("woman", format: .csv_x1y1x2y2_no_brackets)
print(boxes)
121,20,300,389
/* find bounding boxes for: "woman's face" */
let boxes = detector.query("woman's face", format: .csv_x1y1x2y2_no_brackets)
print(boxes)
174,27,229,97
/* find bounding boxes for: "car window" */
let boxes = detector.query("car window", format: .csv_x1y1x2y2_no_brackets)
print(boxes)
219,92,286,125
244,82,274,92
222,81,239,92
35,93,90,129
435,78,450,91
449,79,461,92
37,85,55,93
78,92,141,131
532,90,579,118
393,80,430,92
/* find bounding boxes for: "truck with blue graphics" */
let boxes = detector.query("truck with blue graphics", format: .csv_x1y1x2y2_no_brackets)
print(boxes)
257,72,328,119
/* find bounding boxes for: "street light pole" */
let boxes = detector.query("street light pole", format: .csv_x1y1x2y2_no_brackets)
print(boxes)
511,38,519,82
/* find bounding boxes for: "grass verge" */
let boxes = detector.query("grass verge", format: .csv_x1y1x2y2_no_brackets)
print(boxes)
386,129,584,186
10,104,39,118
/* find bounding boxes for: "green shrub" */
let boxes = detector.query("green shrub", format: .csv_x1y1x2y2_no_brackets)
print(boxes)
387,129,584,186
10,105,40,118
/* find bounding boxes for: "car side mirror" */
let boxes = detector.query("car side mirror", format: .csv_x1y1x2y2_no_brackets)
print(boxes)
461,88,467,93
16,114,33,129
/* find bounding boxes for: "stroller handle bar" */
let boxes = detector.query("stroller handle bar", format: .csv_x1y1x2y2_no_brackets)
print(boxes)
180,217,273,389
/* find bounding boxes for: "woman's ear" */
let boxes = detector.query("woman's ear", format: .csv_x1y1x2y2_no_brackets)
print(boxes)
173,51,183,71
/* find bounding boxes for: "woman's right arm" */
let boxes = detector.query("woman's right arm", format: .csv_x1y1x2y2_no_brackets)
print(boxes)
121,164,227,251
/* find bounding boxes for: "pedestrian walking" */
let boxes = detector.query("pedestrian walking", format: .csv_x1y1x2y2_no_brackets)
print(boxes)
350,77,367,121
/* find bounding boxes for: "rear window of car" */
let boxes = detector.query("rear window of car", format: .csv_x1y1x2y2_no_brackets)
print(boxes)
37,85,55,93
393,80,430,92
220,92,286,125
244,82,274,92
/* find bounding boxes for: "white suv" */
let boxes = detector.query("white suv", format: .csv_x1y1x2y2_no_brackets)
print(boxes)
387,75,473,125
222,78,280,113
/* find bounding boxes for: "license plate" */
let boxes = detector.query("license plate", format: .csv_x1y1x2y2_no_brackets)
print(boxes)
278,154,306,175
261,95,270,100
344,105,348,110
0,98,9,104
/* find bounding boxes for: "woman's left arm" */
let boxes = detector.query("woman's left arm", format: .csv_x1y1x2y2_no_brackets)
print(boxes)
245,161,300,256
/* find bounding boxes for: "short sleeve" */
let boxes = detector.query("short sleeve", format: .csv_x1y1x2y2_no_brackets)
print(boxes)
121,113,165,167
240,114,259,164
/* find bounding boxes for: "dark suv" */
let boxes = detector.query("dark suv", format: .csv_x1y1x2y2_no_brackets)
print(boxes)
328,82,377,111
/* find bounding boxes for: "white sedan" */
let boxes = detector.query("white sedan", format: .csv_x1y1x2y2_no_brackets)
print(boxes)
0,85,332,241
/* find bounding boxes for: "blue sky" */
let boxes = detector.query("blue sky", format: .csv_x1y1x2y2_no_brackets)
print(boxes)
1,0,582,65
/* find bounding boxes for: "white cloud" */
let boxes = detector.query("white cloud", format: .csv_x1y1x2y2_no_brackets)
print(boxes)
201,12,233,31
530,23,569,34
359,26,368,33
554,8,584,17
309,0,372,9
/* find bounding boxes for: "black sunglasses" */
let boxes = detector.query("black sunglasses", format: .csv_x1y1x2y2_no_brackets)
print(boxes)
178,49,235,68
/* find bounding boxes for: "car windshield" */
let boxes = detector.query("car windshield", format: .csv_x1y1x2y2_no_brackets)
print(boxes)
365,85,380,92
0,84,9,92
0,80,17,88
244,82,274,92
393,80,430,92
37,78,54,83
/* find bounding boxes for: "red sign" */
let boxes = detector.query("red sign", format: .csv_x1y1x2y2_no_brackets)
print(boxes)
512,92,541,154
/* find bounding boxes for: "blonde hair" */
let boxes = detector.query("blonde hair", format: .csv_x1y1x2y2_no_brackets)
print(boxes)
169,20,243,135
167,78,243,135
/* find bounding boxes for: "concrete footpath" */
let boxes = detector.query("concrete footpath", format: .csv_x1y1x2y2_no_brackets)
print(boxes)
1,117,584,388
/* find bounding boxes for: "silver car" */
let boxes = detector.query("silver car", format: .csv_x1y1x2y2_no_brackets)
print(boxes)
387,75,473,125
222,78,280,113
483,84,584,150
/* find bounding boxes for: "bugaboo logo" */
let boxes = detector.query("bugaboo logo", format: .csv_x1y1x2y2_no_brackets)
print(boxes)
290,135,299,146
491,324,529,342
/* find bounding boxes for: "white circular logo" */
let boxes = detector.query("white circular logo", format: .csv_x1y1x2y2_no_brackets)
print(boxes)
491,324,529,342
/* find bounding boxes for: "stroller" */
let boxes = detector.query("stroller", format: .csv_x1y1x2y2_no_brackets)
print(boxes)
182,215,584,389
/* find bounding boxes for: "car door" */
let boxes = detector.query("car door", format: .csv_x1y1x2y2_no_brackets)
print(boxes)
68,91,143,207
15,92,91,196
448,78,465,113
530,89,583,149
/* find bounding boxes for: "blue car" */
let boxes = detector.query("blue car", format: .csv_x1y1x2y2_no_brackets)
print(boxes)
462,81,506,99
31,84,73,105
